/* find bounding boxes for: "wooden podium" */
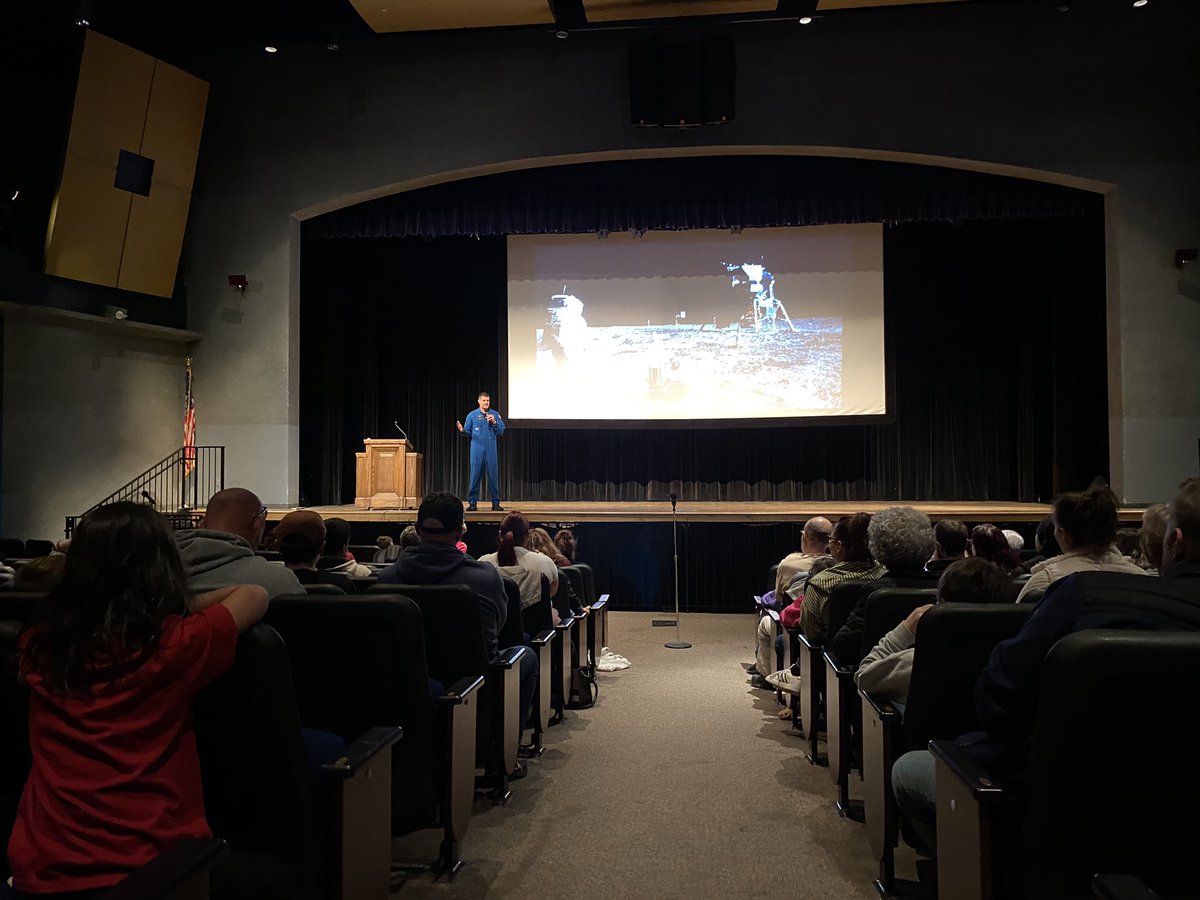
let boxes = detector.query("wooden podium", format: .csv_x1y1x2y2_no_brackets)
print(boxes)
354,439,424,510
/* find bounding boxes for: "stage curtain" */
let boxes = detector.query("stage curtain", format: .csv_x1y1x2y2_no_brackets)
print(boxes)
304,155,1099,240
299,215,1107,509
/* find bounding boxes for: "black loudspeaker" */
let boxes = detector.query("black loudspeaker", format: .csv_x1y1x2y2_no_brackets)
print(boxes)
630,37,735,128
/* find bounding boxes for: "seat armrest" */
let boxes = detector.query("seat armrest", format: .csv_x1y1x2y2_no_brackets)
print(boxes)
928,739,1008,803
766,609,781,623
593,594,609,609
321,725,403,778
859,687,900,721
797,631,821,652
823,649,851,676
556,613,576,630
1092,875,1162,900
97,838,227,899
531,628,555,646
437,674,486,707
494,645,528,670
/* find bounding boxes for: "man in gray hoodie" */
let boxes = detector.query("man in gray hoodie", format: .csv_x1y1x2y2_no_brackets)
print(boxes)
176,488,302,599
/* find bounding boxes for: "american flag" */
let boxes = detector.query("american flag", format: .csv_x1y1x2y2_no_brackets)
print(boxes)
183,356,196,476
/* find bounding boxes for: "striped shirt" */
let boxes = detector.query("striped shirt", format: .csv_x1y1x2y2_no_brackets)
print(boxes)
800,560,888,643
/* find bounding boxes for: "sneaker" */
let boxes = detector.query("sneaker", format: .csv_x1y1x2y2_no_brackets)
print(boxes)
746,665,762,677
765,668,803,696
749,674,773,690
466,503,478,512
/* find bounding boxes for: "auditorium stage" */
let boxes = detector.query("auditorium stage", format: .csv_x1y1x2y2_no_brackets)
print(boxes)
266,499,1146,526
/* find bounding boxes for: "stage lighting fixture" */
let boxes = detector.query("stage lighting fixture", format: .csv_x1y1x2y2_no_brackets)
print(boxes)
75,16,90,26
264,45,278,53
798,16,813,25
326,42,339,51
555,29,569,39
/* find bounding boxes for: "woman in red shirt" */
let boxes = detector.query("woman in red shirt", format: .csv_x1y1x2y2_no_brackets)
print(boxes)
5,502,280,898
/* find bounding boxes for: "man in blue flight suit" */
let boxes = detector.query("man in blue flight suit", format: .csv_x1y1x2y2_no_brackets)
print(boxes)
456,391,506,512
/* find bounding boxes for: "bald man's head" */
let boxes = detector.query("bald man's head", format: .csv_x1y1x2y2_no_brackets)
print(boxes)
203,488,268,547
801,517,833,554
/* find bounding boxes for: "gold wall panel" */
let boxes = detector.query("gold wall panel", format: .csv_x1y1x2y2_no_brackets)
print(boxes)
44,30,208,299
64,31,154,169
119,184,191,297
44,156,131,289
141,61,209,190
350,0,552,32
586,0,775,22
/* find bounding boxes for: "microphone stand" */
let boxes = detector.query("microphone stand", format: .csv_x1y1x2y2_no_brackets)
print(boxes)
664,492,691,650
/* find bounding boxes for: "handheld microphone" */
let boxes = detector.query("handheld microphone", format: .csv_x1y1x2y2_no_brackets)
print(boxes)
141,491,157,507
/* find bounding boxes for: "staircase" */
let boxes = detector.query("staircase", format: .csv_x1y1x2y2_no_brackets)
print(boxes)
64,446,225,537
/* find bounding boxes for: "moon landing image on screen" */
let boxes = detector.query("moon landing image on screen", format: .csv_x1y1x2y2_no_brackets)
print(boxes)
535,259,843,412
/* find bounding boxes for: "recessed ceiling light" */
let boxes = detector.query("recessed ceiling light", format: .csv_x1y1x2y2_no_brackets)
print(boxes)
326,42,339,51
1132,0,1148,6
798,16,813,25
555,29,569,39
265,45,278,53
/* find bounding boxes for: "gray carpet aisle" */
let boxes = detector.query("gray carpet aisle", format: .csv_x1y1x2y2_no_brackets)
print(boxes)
393,612,889,899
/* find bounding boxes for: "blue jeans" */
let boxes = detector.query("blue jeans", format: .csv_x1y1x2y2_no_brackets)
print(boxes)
892,749,938,856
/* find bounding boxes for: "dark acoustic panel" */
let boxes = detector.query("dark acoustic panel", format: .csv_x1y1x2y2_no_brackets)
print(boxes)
114,148,154,196
629,37,735,129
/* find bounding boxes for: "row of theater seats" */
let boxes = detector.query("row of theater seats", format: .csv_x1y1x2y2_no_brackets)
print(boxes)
0,565,609,898
761,569,1199,900
0,539,54,559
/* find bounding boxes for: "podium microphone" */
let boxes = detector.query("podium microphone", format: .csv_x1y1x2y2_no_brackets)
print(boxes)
393,421,408,440
665,490,691,650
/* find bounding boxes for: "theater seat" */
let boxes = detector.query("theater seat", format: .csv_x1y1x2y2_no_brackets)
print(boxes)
933,629,1200,900
498,576,553,753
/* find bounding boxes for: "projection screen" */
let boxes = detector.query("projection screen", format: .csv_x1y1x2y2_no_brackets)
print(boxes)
505,223,886,425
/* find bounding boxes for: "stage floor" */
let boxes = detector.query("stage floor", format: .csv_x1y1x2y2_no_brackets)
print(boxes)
262,499,1144,526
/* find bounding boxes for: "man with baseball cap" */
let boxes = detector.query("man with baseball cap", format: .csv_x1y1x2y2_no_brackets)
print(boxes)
274,510,354,593
378,492,539,769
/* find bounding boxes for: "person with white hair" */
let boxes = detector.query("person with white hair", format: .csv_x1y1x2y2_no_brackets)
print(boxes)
1002,529,1026,552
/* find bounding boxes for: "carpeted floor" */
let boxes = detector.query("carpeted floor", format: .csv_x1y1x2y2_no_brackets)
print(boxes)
393,612,898,898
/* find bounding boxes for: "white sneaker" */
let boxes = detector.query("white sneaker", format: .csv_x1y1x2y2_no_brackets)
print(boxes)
597,648,630,671
765,668,802,696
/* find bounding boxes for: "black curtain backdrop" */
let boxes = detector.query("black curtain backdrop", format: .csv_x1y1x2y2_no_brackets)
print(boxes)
300,155,1107,513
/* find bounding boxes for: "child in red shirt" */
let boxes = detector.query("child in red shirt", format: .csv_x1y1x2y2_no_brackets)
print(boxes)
5,502,271,897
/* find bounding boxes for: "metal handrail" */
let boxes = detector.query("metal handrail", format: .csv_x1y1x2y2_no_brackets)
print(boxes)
65,446,225,537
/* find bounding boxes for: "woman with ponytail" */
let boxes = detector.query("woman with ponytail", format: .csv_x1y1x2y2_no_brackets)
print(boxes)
480,511,560,609
1016,484,1147,602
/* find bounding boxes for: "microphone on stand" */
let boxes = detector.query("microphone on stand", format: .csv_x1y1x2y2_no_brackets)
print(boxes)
665,490,690,649
394,421,416,453
141,491,157,508
669,491,678,512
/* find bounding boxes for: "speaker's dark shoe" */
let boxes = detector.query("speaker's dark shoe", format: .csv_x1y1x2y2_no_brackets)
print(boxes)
492,503,504,511
466,503,478,512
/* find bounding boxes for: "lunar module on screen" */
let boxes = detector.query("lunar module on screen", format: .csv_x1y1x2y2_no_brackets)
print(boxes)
723,259,797,332
537,287,589,366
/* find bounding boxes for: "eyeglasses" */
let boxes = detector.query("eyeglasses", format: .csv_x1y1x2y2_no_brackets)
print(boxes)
256,506,269,520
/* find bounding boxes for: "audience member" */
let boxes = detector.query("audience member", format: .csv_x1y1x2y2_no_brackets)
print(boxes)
892,478,1200,859
480,512,559,608
799,513,882,644
750,556,837,693
176,488,302,599
750,517,833,682
377,493,538,768
926,519,968,576
1019,514,1063,573
1136,503,1169,573
373,534,401,563
526,527,571,567
969,524,1021,572
1016,485,1145,602
0,561,16,589
275,510,354,593
12,556,65,593
317,517,372,577
554,528,578,562
7,502,287,897
854,558,1014,705
829,506,940,665
1113,526,1140,559
398,525,421,549
1001,529,1025,552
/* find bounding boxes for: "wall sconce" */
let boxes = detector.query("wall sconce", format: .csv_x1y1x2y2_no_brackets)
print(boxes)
228,274,248,292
